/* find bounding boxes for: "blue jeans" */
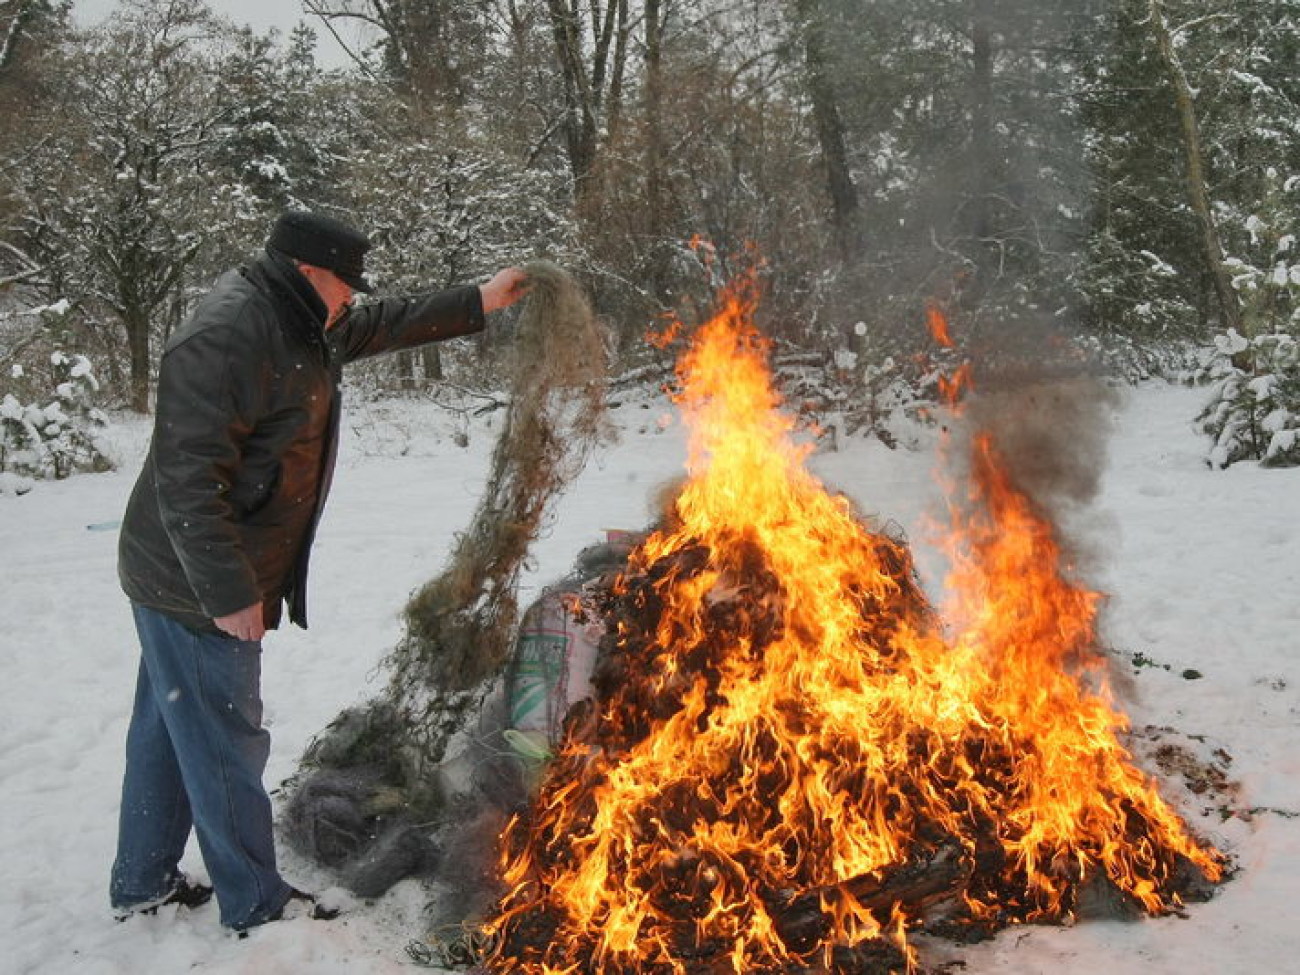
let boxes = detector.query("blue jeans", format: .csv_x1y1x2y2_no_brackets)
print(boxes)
110,603,292,929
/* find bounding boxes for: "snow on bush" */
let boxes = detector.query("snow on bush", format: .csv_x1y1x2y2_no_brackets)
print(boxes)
1195,171,1300,469
0,351,114,484
1194,330,1300,469
775,325,933,453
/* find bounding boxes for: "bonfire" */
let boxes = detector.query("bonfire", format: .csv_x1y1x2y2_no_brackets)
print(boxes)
478,269,1226,974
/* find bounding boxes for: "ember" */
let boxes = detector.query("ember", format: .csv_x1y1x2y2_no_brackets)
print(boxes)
480,271,1225,974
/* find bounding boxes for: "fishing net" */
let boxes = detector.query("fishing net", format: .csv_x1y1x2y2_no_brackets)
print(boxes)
387,260,610,782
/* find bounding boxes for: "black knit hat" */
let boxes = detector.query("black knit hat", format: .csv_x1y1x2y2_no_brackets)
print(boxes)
267,210,374,293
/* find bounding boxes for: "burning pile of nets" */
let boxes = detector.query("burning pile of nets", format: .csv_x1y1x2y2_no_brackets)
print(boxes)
475,271,1225,974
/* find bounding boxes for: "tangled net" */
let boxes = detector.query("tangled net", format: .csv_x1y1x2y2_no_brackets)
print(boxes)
387,260,610,784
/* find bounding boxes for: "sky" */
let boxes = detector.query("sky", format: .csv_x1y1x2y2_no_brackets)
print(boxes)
72,0,365,69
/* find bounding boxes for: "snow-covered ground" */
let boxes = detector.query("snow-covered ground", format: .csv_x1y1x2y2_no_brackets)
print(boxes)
1,381,1296,974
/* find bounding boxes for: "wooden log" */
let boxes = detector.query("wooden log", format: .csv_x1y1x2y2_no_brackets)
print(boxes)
772,841,971,949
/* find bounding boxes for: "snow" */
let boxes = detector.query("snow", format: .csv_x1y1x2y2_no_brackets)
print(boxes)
2,382,1298,974
1246,215,1268,246
1215,328,1249,356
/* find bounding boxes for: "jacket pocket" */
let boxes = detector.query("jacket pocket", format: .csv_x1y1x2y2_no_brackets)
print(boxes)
232,463,283,520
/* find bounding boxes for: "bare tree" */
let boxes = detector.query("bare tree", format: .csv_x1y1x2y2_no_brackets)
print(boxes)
0,0,41,71
1147,0,1242,335
542,0,631,197
793,0,861,262
305,0,493,113
968,0,993,246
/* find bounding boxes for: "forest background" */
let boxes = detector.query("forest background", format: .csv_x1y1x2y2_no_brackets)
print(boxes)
1,0,1299,482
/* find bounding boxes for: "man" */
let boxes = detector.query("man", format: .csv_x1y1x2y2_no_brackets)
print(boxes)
110,211,529,931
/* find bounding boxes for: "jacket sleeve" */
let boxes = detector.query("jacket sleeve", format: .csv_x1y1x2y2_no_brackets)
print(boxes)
328,284,486,364
151,315,266,619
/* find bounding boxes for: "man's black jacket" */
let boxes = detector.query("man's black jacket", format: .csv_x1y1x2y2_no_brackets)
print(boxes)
119,249,486,632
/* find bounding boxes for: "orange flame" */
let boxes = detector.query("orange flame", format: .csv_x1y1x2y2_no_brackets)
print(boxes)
484,274,1223,973
927,305,971,407
926,304,953,348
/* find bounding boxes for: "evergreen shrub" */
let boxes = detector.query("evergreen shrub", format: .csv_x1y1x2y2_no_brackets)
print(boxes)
1195,329,1300,469
0,350,114,488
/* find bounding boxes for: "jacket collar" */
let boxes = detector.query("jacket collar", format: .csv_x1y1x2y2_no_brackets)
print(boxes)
244,249,330,347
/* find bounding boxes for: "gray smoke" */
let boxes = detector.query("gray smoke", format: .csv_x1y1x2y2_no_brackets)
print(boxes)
963,377,1119,516
955,315,1122,575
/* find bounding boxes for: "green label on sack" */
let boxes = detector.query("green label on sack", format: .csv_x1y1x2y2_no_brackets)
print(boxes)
510,633,568,726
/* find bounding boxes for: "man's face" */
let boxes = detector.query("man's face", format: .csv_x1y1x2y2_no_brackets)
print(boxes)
318,271,356,331
298,263,356,329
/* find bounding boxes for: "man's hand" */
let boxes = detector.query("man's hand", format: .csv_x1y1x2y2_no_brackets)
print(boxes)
214,603,266,642
480,267,530,314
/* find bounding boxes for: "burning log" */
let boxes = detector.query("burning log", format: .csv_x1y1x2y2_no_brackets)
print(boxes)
769,840,973,951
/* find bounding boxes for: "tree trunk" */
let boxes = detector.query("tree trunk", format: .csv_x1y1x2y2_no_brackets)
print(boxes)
396,350,417,391
643,0,667,300
405,0,468,113
969,0,995,266
0,0,39,72
544,0,628,201
795,0,861,262
546,0,598,192
1147,0,1244,336
125,308,150,413
422,344,443,382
